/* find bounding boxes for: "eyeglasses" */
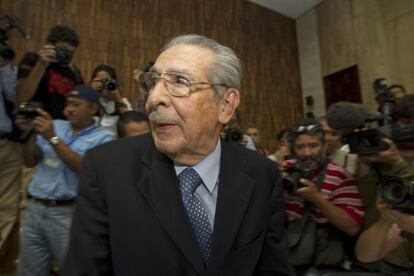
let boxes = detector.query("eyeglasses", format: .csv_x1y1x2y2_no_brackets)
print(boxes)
292,124,324,137
138,71,229,98
295,125,319,133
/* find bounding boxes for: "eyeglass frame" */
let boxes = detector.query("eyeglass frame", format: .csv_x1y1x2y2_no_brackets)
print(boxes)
288,124,325,143
138,71,230,98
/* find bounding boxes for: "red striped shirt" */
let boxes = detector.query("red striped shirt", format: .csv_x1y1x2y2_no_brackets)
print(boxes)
284,160,365,224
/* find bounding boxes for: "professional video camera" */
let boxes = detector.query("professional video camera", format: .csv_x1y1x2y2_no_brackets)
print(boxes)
224,127,244,144
15,101,43,119
378,176,414,214
282,164,313,192
346,78,414,154
101,78,117,91
0,13,29,61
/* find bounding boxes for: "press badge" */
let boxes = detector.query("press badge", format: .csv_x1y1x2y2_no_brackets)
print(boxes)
44,157,61,168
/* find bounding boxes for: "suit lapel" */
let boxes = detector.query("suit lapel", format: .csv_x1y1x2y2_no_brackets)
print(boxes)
136,146,205,275
207,142,256,273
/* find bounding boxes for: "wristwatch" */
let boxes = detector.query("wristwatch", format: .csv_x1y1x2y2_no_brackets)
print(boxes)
49,136,62,145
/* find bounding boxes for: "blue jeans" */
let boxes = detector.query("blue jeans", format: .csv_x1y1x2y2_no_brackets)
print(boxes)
17,201,74,276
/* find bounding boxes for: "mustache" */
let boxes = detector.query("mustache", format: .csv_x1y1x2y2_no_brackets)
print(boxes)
148,110,182,125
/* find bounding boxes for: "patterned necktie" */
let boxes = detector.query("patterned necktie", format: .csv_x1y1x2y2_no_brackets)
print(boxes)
178,168,212,266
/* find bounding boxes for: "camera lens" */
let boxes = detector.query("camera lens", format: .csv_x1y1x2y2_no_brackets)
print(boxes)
378,177,410,206
55,47,73,64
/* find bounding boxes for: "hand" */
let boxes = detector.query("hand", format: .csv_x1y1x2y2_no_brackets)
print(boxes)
377,199,414,234
90,77,104,91
359,138,404,166
101,88,123,102
15,115,35,134
32,109,55,140
37,45,57,65
240,135,248,147
292,178,323,203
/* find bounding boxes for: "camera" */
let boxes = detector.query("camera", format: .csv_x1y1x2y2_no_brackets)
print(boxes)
282,164,313,192
348,129,389,154
15,101,43,119
101,78,117,91
55,47,73,64
0,13,29,61
224,127,244,144
347,78,414,154
378,176,414,213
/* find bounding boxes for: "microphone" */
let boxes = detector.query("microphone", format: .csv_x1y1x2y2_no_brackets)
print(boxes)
326,102,378,136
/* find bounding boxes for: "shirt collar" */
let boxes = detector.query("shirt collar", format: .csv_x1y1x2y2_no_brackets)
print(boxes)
174,139,221,194
66,121,99,138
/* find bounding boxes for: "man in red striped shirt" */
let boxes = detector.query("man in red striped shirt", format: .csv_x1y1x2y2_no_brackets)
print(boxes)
282,118,364,273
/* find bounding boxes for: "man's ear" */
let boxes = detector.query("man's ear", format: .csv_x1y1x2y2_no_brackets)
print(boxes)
218,89,240,125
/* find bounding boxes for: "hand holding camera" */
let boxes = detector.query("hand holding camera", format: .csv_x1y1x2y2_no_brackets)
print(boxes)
292,178,323,202
37,44,57,65
15,104,55,140
91,76,118,96
14,115,35,136
377,198,414,235
31,108,55,140
359,138,404,166
37,44,74,66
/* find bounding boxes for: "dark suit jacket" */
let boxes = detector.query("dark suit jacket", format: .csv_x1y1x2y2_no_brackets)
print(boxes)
63,134,294,276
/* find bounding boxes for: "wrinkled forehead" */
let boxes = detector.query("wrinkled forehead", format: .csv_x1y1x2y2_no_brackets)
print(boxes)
154,44,215,79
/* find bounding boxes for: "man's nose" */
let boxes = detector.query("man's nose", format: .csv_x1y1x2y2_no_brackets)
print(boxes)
302,146,312,156
145,80,171,112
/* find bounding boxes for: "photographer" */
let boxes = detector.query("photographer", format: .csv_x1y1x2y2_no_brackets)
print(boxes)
355,198,414,274
268,128,291,163
319,116,358,175
90,64,132,136
246,125,269,155
16,25,83,119
283,118,364,275
327,92,414,273
335,97,414,274
15,85,113,275
221,111,256,150
0,33,21,270
389,84,407,101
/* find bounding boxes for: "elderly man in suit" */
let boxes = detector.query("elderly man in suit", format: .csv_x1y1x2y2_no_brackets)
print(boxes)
63,34,294,276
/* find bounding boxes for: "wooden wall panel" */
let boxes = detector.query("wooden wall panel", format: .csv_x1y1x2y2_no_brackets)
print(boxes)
1,0,303,152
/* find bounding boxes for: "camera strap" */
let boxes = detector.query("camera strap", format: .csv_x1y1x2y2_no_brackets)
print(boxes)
303,158,331,213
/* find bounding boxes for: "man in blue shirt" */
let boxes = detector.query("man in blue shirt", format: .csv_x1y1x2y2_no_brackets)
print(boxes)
15,84,113,275
0,49,21,271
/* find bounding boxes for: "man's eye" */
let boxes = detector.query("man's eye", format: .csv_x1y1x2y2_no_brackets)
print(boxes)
172,75,190,86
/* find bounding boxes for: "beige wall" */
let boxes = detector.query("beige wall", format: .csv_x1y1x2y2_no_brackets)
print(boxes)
296,9,325,118
298,0,414,113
